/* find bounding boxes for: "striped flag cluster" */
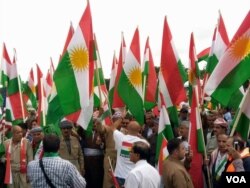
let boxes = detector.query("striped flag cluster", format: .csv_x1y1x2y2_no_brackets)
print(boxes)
1,3,250,188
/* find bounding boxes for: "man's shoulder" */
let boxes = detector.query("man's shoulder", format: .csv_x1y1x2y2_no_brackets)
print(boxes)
125,134,147,141
164,158,182,169
42,157,74,167
4,139,11,145
28,159,39,168
59,157,77,167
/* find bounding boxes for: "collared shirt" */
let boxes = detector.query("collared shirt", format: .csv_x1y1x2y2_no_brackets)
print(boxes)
124,160,160,188
27,156,86,188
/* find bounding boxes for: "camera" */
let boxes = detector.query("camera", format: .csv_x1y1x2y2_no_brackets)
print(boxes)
233,141,239,150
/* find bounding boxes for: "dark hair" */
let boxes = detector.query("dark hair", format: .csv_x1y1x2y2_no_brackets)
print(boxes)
125,113,134,121
18,122,28,130
180,108,188,113
132,141,150,160
43,134,60,152
167,138,182,155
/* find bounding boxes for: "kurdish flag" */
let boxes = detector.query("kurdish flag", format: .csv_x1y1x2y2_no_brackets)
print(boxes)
207,12,229,75
158,72,179,128
46,23,74,126
160,17,187,105
108,52,118,108
142,37,157,111
117,28,144,125
93,35,112,124
113,34,126,109
36,64,47,126
189,86,205,188
189,33,201,105
156,103,174,166
93,35,108,107
205,11,250,106
54,1,94,129
61,22,74,58
233,88,250,141
1,45,26,122
22,68,37,109
1,43,12,87
120,141,133,157
157,136,168,175
197,47,210,62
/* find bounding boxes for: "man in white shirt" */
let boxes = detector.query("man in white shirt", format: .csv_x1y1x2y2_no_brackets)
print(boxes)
124,141,160,188
113,120,148,187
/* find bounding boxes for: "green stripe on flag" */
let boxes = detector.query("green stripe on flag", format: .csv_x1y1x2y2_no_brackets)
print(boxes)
94,68,105,86
206,54,219,74
46,95,64,125
236,113,250,141
22,82,37,109
177,60,188,83
197,129,205,153
54,52,81,115
211,58,250,107
108,87,114,108
163,125,174,140
121,149,130,156
1,73,9,87
167,106,179,128
118,69,144,125
7,77,19,95
94,92,101,108
143,61,149,75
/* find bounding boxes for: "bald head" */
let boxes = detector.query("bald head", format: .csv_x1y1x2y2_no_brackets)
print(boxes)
12,125,22,132
12,126,23,143
127,121,141,135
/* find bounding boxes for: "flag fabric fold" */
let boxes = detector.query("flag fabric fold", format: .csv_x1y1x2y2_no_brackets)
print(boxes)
142,37,157,111
117,28,144,125
53,1,94,129
205,11,250,107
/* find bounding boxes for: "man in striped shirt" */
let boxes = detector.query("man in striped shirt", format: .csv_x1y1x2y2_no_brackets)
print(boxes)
27,134,86,188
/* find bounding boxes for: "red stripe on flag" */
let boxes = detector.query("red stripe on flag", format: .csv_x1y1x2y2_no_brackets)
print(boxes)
122,142,133,147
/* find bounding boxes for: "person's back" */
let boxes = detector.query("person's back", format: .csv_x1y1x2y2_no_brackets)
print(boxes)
124,141,160,188
127,161,160,187
28,157,85,187
113,121,148,186
27,134,86,188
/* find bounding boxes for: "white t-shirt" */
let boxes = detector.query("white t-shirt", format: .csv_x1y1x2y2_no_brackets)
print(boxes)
113,130,148,179
124,160,161,188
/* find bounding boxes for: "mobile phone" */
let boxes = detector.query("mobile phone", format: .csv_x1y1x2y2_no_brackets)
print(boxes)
233,141,239,150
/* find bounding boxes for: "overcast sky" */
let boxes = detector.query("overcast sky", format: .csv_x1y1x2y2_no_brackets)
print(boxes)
0,0,249,81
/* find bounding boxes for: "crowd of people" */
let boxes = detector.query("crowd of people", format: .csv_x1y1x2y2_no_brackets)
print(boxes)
0,104,249,188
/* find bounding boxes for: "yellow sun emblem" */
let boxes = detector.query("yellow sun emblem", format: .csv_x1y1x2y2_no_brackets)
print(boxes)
230,35,250,60
31,86,36,94
128,66,142,88
69,46,89,71
188,69,195,85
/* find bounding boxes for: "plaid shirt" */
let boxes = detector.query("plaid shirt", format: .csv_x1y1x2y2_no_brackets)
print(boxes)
27,156,86,188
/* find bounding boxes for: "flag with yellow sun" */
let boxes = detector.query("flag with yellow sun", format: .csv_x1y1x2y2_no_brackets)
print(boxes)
205,11,250,107
53,1,94,130
117,28,144,125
